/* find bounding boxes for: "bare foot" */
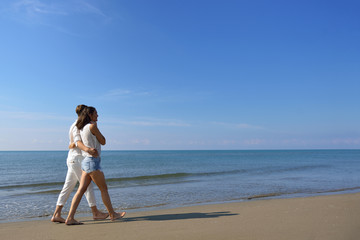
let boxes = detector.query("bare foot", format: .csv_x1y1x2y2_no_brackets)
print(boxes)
51,215,65,223
65,219,84,225
110,211,126,221
93,211,109,220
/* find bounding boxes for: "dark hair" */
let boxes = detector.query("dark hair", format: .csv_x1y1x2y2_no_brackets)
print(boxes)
75,104,87,116
76,106,96,130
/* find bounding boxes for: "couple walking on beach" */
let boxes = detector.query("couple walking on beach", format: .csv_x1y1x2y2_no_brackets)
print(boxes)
51,105,126,225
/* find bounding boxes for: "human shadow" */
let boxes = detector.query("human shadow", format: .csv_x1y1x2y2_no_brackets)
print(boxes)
124,211,238,222
79,211,238,225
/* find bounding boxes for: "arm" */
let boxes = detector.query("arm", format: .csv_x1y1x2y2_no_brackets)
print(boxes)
69,142,76,149
90,122,106,145
68,122,80,149
69,140,99,157
77,140,99,157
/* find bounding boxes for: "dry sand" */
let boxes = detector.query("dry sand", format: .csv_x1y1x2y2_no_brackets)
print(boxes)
1,193,360,240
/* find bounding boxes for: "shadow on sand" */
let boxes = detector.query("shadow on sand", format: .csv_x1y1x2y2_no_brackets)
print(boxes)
124,211,238,222
79,211,237,225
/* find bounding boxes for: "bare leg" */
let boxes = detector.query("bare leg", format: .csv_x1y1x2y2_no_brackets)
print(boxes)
65,172,92,225
89,170,126,221
51,205,65,223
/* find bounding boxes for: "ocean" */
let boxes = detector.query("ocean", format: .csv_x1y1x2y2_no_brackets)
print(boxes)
1,150,360,223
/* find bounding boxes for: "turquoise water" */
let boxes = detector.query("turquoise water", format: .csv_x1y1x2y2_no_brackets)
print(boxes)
1,150,360,223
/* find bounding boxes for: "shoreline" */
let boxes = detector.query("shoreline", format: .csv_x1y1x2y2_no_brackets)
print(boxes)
1,192,360,240
2,188,360,224
3,188,360,224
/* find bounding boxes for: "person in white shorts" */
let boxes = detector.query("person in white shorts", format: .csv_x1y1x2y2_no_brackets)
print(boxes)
51,105,108,223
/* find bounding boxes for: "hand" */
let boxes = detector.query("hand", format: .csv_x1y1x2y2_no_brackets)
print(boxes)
88,148,99,157
69,142,76,149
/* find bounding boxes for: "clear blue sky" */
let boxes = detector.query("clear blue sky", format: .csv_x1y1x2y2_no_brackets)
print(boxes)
1,0,359,150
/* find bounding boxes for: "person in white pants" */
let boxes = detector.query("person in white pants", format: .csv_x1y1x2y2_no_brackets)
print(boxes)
51,105,108,223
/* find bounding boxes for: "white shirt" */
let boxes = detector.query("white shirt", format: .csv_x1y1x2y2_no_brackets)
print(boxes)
67,121,82,158
80,123,101,157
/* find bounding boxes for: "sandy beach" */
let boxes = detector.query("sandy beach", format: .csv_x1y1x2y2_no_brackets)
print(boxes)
1,193,360,240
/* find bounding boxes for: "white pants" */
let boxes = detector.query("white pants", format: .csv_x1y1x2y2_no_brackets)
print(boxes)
56,155,96,207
